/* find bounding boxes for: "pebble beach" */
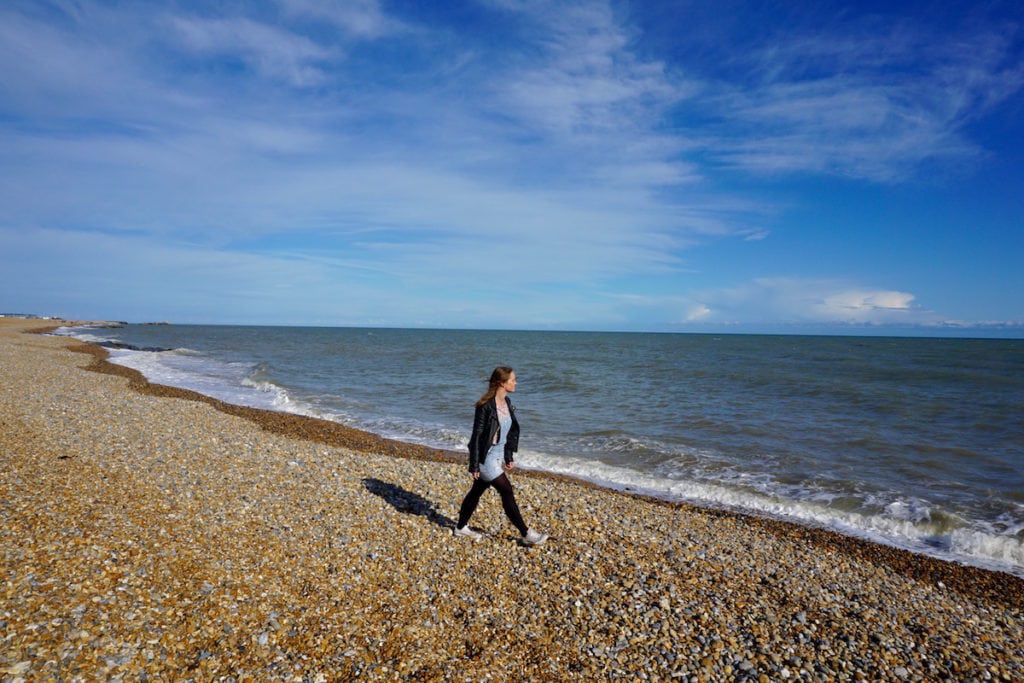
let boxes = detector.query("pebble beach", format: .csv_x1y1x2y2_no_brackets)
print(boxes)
1,318,1022,682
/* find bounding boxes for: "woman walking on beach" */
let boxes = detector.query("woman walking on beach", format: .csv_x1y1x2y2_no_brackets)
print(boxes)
454,367,548,546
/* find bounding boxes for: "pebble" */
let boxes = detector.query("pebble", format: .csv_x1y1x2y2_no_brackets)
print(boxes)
1,319,1023,682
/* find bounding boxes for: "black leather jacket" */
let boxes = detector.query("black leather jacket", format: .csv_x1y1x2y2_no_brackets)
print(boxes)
467,396,520,473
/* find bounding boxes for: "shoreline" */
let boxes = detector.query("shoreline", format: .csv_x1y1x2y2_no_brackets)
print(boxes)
48,323,1024,585
54,324,1024,604
3,318,1022,681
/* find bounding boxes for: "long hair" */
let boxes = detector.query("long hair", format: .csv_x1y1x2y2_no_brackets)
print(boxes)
477,366,514,407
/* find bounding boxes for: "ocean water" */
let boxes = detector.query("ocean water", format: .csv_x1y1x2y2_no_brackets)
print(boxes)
57,324,1024,577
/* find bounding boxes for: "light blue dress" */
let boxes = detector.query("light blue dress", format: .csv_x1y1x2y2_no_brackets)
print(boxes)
479,410,513,482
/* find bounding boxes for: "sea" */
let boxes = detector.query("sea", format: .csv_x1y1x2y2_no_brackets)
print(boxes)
55,324,1024,578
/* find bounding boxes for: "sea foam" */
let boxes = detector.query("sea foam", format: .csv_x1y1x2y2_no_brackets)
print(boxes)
518,448,1024,577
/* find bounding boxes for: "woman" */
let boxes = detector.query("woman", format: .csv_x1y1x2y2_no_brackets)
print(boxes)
454,366,548,546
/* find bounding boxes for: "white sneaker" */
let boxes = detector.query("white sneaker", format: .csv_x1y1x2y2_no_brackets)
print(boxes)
520,529,548,546
454,525,483,541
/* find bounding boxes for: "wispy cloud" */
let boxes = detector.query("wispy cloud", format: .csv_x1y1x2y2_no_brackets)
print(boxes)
278,0,406,39
481,0,698,192
703,24,1024,181
0,0,719,267
498,16,681,134
171,16,335,87
1,1,1021,330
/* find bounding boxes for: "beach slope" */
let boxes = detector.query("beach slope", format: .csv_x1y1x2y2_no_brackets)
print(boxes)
1,319,1021,681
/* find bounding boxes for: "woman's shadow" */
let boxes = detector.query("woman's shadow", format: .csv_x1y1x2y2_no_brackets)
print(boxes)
362,478,456,530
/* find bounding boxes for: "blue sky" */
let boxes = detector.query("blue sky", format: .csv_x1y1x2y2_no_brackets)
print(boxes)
1,0,1022,335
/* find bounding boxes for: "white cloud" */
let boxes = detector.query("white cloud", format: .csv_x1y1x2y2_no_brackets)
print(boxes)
488,1,698,191
0,6,174,121
705,26,1024,181
593,279,1021,333
278,0,404,39
691,278,929,326
821,290,914,315
685,304,711,322
171,16,334,87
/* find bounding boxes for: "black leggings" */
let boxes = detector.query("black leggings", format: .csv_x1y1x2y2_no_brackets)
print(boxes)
457,473,528,536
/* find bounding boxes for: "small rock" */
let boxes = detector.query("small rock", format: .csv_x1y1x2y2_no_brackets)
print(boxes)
2,662,31,675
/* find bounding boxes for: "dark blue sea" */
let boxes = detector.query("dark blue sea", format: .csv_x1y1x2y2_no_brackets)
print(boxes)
58,324,1024,577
